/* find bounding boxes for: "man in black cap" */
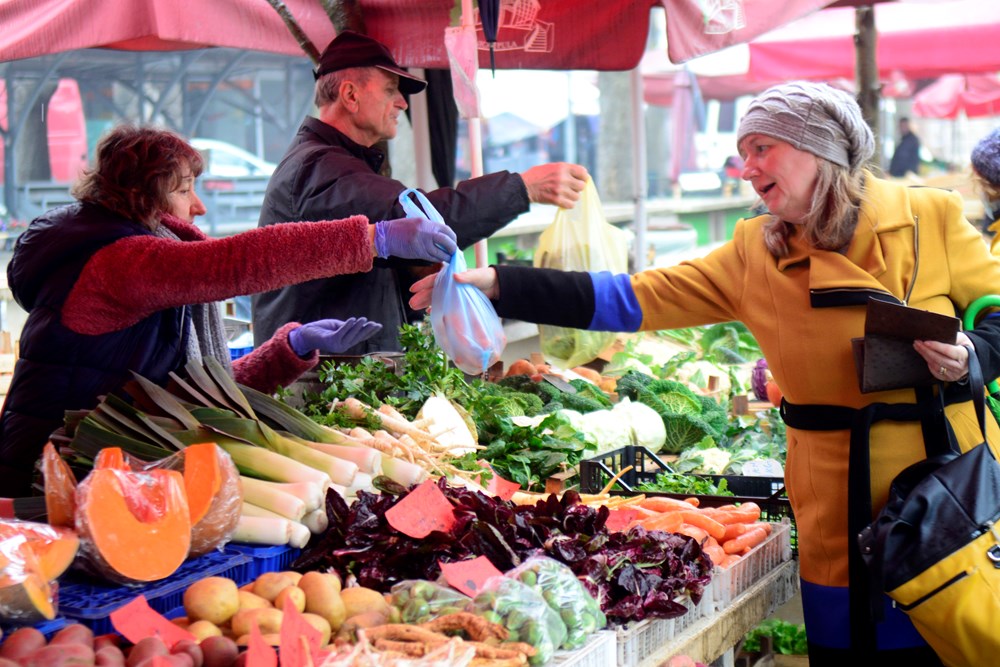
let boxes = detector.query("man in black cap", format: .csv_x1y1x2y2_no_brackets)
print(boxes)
253,30,589,354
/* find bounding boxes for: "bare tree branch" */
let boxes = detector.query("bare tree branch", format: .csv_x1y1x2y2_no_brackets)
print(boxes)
324,0,367,33
263,0,321,63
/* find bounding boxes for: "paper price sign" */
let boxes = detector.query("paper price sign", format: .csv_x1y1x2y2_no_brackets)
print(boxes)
476,459,521,501
385,479,457,538
110,595,195,648
439,556,503,597
605,508,639,533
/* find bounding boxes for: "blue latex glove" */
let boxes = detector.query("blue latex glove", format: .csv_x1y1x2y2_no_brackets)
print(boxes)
288,317,383,357
374,217,457,263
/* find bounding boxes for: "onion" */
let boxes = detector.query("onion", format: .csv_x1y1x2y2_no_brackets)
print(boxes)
751,358,770,401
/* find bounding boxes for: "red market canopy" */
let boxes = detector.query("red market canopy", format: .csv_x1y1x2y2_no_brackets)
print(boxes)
748,0,1000,82
1,0,835,71
912,73,1000,119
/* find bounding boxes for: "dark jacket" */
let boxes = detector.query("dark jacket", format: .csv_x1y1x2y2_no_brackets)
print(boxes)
252,116,531,352
889,131,921,177
0,203,187,494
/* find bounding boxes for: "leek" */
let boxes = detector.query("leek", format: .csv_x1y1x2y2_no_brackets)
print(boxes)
380,456,428,487
295,438,381,474
232,515,293,546
216,441,331,489
240,383,345,443
302,508,329,534
240,503,310,548
240,476,307,521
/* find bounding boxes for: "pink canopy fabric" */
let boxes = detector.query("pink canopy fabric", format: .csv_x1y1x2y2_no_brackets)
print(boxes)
748,0,1000,82
912,74,1000,119
1,0,834,70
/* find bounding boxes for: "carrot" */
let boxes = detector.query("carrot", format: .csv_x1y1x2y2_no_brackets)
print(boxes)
638,512,683,533
639,497,699,513
675,523,709,543
722,525,769,554
719,554,743,569
721,522,753,542
702,543,726,566
706,502,762,525
75,468,191,583
679,511,726,541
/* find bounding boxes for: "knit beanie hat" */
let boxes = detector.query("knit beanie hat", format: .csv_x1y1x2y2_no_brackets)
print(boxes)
972,128,1000,186
737,81,875,172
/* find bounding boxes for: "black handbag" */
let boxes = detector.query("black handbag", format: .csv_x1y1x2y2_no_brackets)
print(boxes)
858,351,1000,667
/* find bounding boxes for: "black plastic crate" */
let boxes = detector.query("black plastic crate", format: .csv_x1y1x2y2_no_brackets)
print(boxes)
578,445,785,497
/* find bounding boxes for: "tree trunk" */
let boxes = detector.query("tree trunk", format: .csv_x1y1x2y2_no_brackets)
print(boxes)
13,80,57,182
596,71,634,202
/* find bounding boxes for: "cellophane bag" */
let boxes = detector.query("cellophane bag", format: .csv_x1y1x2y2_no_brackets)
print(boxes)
0,519,78,622
507,556,606,649
390,579,472,624
533,178,628,368
468,575,567,666
398,188,506,375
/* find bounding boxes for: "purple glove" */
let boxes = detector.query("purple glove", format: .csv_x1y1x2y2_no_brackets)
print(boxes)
288,317,383,356
374,217,457,263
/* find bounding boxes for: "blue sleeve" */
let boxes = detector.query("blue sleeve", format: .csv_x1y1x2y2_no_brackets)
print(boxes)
588,271,643,331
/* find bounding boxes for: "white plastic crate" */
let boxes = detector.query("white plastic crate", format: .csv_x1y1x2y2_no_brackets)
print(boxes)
613,581,715,667
712,520,793,611
550,630,617,667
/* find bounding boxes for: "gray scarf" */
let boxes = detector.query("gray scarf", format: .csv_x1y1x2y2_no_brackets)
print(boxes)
153,224,233,374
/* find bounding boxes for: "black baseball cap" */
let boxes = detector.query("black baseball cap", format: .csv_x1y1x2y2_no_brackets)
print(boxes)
313,31,427,95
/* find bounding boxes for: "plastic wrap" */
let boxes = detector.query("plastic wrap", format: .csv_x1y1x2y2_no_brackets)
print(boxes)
534,178,629,368
507,556,606,649
390,580,472,624
140,443,243,556
0,520,79,622
468,576,567,666
74,468,191,584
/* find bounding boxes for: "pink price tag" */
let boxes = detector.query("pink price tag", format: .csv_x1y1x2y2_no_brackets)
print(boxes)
110,596,195,648
385,479,457,538
439,556,503,597
605,508,639,532
246,624,278,667
279,595,322,666
476,459,521,500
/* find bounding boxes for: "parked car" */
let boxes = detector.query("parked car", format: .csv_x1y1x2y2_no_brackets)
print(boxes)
191,138,276,178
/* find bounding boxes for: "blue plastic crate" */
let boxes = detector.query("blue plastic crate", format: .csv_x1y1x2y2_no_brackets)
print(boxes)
225,543,301,581
56,550,252,635
229,346,253,361
1,615,69,640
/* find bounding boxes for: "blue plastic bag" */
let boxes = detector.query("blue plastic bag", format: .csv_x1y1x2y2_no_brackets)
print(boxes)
398,189,506,375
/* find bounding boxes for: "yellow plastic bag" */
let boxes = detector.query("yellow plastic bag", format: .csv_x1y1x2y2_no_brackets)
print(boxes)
533,178,628,368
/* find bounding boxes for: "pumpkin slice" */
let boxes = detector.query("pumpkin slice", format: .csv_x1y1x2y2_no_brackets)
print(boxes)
183,443,243,556
94,447,131,471
42,443,77,528
0,571,55,622
75,468,191,583
0,521,80,582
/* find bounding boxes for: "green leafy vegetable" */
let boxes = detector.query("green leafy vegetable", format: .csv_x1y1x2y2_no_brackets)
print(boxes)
741,619,808,655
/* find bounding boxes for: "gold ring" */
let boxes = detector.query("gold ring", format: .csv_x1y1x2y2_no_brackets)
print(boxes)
940,365,947,376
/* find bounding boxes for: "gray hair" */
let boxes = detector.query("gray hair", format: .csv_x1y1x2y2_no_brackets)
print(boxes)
314,67,373,107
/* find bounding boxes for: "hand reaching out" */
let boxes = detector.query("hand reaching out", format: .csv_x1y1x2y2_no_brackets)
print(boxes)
288,317,383,356
521,163,589,209
374,217,458,263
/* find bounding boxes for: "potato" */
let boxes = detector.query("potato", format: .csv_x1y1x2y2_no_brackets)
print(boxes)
300,613,332,647
184,577,240,626
234,633,280,647
198,636,238,667
96,645,127,667
126,636,169,667
251,572,295,603
0,627,47,660
22,643,95,667
136,654,193,667
232,652,248,667
272,586,305,614
186,621,222,643
49,623,94,647
278,571,302,585
170,639,203,667
230,607,282,637
298,572,345,631
236,591,270,612
339,586,389,620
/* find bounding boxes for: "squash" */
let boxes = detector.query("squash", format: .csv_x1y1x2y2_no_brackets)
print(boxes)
74,468,191,583
182,444,242,556
0,521,79,622
41,443,76,528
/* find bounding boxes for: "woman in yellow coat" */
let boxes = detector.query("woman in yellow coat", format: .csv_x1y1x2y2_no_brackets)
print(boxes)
411,82,1000,665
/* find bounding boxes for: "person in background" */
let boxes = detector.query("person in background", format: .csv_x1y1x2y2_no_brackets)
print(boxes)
252,30,589,354
0,124,456,495
888,116,922,178
410,82,1000,665
970,126,1000,250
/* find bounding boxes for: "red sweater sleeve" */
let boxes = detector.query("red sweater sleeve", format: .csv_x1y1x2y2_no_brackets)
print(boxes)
62,216,373,334
233,321,318,394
